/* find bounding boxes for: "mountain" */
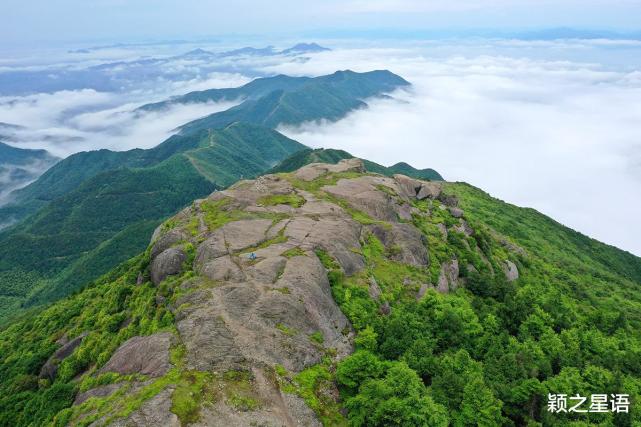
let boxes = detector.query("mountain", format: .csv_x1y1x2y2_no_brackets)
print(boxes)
136,74,311,112
0,70,415,322
269,148,443,181
137,69,405,114
218,46,278,57
0,142,59,211
281,42,331,55
178,70,409,133
0,159,639,426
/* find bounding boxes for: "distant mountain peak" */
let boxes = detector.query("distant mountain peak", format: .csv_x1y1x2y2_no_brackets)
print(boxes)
281,42,331,54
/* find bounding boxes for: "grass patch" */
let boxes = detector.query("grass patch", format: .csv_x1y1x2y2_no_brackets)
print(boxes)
282,247,307,258
223,370,262,412
258,193,306,208
309,331,325,345
276,323,298,336
275,361,347,426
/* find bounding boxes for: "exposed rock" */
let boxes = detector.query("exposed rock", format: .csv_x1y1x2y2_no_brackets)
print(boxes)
503,260,519,282
194,367,322,427
437,259,460,293
453,220,474,237
437,223,448,240
393,174,422,199
368,277,382,300
449,207,464,218
284,216,364,275
416,283,431,300
81,163,471,425
150,229,187,260
379,301,391,316
416,182,441,200
74,383,123,406
39,332,87,381
100,333,173,378
365,223,428,267
439,194,459,207
110,388,180,427
323,175,404,222
199,255,245,282
150,247,186,285
396,202,413,221
294,158,365,181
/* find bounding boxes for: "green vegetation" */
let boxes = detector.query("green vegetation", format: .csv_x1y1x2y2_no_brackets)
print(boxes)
0,251,174,426
276,323,298,336
324,182,641,426
275,360,348,426
310,331,325,344
258,193,306,208
282,247,307,258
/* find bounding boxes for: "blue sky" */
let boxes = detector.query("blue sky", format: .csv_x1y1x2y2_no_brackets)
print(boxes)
3,0,641,46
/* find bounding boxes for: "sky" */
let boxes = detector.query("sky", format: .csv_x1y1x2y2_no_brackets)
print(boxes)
1,1,641,256
2,0,641,47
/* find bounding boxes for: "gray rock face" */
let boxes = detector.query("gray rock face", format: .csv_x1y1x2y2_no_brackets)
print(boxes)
110,389,180,427
150,247,186,285
449,207,464,218
323,175,404,222
369,277,382,300
365,223,428,267
74,383,123,406
39,332,87,381
150,229,187,260
100,333,173,378
503,260,519,282
437,259,460,293
294,158,365,181
393,174,441,200
79,163,458,426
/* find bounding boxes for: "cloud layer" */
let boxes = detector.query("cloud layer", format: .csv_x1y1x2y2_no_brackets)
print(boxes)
273,45,641,256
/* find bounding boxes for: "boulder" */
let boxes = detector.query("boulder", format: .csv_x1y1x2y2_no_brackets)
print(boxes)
503,260,519,282
39,332,87,381
437,259,460,293
295,158,365,181
200,255,245,282
368,277,382,300
100,333,173,378
150,229,187,260
393,174,422,198
416,283,431,300
366,223,428,267
393,174,441,200
150,247,186,285
111,388,180,427
448,207,464,218
416,182,441,200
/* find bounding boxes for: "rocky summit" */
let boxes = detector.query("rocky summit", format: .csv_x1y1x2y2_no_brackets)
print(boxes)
61,159,484,426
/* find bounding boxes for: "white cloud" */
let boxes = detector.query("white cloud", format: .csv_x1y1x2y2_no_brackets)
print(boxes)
0,71,250,157
274,46,641,256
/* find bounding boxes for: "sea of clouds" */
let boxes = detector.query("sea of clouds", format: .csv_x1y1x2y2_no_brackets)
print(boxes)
0,38,640,255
